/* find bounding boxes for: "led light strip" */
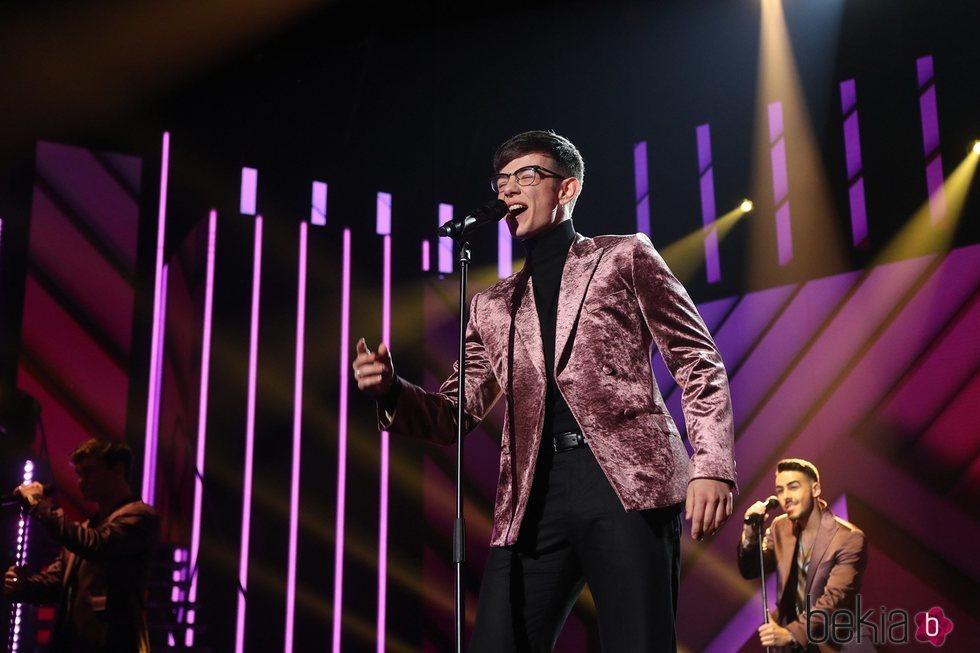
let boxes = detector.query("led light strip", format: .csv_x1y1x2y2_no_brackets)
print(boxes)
185,210,218,646
284,221,309,653
332,228,352,653
8,460,34,653
235,214,264,653
142,132,171,503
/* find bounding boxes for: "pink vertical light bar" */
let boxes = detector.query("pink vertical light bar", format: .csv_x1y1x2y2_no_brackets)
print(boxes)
145,264,169,507
185,210,217,647
376,192,392,235
284,221,309,653
142,131,170,502
235,215,264,653
8,460,34,653
840,79,869,247
917,55,946,224
312,181,328,226
421,240,431,272
376,227,392,653
332,228,352,653
633,141,651,235
241,167,258,215
768,101,793,265
438,203,453,274
696,124,721,283
498,220,512,279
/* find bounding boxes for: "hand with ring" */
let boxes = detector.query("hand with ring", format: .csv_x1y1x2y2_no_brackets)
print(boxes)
353,338,395,398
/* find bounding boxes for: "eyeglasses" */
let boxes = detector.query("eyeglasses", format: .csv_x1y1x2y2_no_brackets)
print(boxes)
490,165,567,193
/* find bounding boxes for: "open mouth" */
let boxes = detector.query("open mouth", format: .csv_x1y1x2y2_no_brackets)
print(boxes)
507,203,528,217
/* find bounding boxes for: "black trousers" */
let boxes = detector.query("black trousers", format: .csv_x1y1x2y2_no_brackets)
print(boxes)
469,444,682,652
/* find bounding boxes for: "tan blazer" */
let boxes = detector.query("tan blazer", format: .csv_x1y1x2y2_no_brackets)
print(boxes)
738,501,868,652
383,232,736,546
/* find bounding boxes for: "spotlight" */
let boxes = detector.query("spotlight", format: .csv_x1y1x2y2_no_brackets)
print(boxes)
740,199,754,214
972,140,980,155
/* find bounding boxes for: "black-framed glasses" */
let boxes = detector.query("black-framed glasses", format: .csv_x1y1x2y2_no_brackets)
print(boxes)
490,165,567,193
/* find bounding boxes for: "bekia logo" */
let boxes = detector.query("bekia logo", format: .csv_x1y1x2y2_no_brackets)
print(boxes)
805,596,955,647
914,606,954,647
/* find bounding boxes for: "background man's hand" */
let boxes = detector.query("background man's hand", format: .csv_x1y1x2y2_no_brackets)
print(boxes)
742,499,770,541
13,481,44,508
758,622,794,647
4,565,20,594
353,338,395,398
685,478,733,541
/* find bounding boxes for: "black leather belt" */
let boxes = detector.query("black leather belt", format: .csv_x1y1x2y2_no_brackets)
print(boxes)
553,431,587,453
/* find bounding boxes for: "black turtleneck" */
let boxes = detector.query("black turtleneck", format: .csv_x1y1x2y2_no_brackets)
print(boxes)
524,218,581,437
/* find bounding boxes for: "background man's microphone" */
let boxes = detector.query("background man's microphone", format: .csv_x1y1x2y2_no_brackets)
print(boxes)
743,496,780,524
436,199,508,238
0,483,56,508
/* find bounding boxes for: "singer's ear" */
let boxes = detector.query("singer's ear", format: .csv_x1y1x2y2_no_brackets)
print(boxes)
811,480,821,499
558,176,580,205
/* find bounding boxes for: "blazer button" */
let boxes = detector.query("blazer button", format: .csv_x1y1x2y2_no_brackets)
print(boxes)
602,365,615,375
621,408,636,419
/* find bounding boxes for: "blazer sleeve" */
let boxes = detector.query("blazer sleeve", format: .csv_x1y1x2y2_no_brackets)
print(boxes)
379,293,503,444
786,528,867,648
629,233,736,486
31,500,159,561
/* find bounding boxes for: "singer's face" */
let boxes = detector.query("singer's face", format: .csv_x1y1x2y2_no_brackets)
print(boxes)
73,457,122,503
497,153,576,240
774,470,820,522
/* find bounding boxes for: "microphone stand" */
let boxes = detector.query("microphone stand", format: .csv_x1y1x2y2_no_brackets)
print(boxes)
754,516,772,653
450,238,471,653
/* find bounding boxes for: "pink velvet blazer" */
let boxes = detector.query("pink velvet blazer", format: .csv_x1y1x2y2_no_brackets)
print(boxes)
381,232,736,547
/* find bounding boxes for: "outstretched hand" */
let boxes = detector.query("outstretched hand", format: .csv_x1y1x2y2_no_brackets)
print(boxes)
685,478,733,541
353,338,395,398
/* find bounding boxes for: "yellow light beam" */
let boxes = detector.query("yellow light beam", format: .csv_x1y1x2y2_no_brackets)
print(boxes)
873,150,979,266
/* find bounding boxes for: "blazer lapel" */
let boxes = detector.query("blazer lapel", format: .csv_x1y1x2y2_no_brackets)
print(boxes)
510,267,546,381
555,235,602,371
806,505,837,592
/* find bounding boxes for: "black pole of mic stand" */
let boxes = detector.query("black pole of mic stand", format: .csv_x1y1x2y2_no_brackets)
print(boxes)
451,240,471,653
756,518,772,653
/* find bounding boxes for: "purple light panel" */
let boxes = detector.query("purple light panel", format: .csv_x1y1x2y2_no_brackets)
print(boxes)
498,220,512,279
376,192,392,235
185,210,217,647
312,181,328,226
240,167,258,215
768,102,793,265
422,240,431,272
235,215,264,653
377,231,392,653
917,55,946,224
633,141,651,235
284,221,309,653
696,124,721,283
142,132,170,503
438,203,453,274
840,79,869,247
332,228,352,653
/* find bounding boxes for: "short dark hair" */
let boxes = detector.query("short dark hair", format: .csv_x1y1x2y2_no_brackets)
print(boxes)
776,458,820,484
70,438,134,477
493,130,585,182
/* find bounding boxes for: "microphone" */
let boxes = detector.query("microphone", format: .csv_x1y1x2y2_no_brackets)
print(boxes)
743,496,779,524
436,199,509,239
0,484,56,509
